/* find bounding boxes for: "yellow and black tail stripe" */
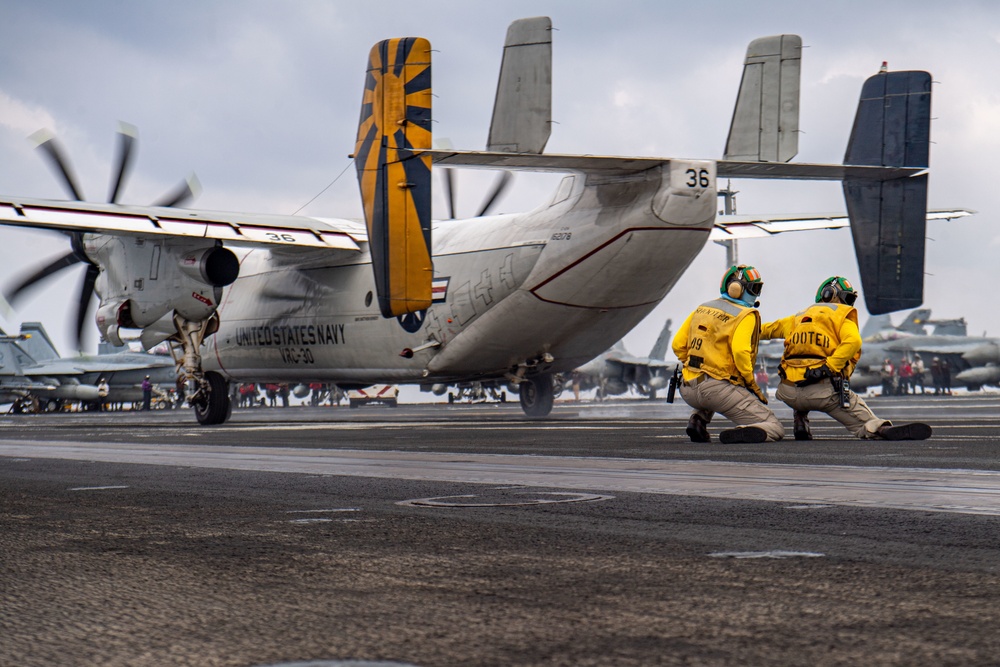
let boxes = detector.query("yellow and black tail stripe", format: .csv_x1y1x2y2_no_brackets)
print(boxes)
355,37,433,319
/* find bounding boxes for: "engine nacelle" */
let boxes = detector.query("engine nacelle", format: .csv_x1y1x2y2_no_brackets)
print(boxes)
95,301,128,347
178,246,240,288
86,235,241,338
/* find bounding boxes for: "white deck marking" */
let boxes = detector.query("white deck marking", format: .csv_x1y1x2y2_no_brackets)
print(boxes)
5,440,1000,516
67,485,130,491
709,551,825,559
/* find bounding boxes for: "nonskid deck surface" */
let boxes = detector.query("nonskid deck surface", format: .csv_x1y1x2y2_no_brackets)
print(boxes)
4,394,1000,666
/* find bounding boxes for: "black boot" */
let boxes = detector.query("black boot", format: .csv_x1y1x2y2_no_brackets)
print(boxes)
877,423,932,441
686,414,711,443
793,411,812,441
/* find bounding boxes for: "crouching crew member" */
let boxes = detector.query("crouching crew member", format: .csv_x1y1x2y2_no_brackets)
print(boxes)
762,276,931,441
671,265,784,444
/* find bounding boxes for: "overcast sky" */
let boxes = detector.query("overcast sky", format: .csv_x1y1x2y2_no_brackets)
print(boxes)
0,0,996,358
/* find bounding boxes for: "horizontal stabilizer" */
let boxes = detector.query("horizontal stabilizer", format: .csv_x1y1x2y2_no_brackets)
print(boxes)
422,149,922,181
710,208,972,240
725,34,801,163
488,16,552,154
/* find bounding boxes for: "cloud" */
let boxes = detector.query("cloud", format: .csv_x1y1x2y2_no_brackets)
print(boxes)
0,0,995,356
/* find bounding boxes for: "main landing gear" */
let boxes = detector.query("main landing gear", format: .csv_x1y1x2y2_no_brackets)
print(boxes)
518,373,555,418
167,313,230,425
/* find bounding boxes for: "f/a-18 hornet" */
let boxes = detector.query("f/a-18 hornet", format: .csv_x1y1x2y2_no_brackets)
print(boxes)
0,17,961,424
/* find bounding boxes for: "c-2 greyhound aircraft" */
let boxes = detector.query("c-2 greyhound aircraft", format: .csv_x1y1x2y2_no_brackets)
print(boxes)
0,18,957,424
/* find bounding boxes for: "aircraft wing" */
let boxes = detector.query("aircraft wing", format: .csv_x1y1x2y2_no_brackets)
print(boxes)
903,343,986,356
0,196,367,251
24,356,173,376
710,208,975,240
604,355,672,370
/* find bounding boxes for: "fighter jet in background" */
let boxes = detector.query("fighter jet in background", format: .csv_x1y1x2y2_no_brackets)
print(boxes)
759,308,993,392
0,321,174,411
572,319,676,399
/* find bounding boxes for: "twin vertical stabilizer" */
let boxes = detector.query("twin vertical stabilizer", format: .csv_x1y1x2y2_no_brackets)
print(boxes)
725,34,802,163
488,16,552,154
354,37,434,319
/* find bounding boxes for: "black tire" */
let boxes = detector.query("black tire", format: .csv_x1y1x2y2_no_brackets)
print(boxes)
194,371,231,425
388,399,398,407
519,374,554,417
349,399,359,409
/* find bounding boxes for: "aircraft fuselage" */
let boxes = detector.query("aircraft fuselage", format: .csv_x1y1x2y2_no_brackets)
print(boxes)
207,162,716,386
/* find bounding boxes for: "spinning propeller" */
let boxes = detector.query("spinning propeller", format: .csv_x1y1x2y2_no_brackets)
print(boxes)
5,123,198,349
440,168,513,219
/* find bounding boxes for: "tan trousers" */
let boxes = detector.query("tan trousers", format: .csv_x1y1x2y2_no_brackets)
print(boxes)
679,377,784,441
775,381,888,439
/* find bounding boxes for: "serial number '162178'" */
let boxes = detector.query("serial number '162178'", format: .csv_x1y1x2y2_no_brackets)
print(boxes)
280,347,315,364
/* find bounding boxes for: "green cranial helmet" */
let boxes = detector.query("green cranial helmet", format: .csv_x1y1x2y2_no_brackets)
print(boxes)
720,265,763,300
816,276,858,306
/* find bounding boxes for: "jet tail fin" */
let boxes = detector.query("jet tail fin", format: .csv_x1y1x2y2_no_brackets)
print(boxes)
355,37,433,319
488,16,552,154
18,321,60,362
724,34,801,163
860,313,893,339
843,70,931,315
648,319,673,361
896,308,931,334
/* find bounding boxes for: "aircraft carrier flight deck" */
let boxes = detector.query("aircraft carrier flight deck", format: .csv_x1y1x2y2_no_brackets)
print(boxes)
4,393,1000,666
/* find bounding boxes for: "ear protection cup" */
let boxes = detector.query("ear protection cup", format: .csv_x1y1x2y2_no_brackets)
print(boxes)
727,281,744,299
816,276,857,304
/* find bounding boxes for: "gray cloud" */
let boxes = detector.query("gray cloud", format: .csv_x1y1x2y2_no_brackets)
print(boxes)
0,0,994,355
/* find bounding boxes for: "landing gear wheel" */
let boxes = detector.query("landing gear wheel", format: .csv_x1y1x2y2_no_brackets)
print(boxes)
193,371,231,425
519,374,554,418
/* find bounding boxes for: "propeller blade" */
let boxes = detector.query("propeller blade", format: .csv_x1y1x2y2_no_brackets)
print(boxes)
476,171,513,217
152,173,200,208
442,168,456,219
31,130,84,201
73,264,100,351
4,250,82,303
108,122,138,204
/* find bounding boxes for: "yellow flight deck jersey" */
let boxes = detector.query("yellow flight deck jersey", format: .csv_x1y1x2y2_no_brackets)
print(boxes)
761,302,861,383
672,298,760,387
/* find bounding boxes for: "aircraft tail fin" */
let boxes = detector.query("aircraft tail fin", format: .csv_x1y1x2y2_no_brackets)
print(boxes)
488,16,552,154
18,321,60,362
648,318,673,361
842,70,931,315
0,341,26,376
724,34,801,163
860,313,893,339
355,37,433,319
896,308,931,334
